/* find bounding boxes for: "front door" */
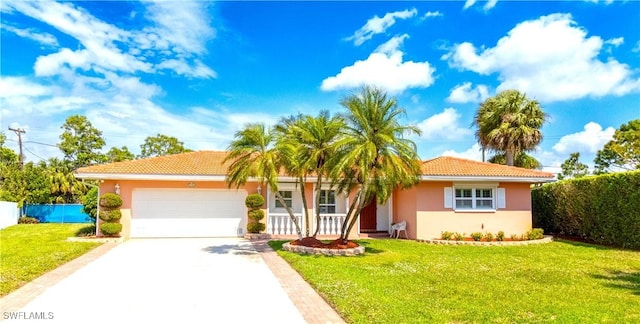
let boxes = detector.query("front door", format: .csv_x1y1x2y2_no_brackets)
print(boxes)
360,196,377,232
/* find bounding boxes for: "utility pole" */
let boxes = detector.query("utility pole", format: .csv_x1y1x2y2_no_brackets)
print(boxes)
8,126,25,169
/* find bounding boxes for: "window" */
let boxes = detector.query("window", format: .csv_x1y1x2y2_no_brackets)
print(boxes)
454,187,494,210
275,191,292,208
318,190,336,213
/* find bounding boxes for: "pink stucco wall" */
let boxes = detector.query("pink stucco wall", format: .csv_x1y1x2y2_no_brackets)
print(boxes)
394,181,535,240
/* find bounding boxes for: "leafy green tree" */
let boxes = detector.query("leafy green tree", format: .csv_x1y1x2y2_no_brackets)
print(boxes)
224,123,303,239
0,161,51,207
275,111,345,237
488,152,541,169
58,115,106,168
106,146,135,162
594,119,640,173
139,134,192,158
81,186,98,221
558,152,589,180
474,89,547,166
330,86,422,242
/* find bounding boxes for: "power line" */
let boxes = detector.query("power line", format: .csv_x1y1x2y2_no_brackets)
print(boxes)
23,146,47,162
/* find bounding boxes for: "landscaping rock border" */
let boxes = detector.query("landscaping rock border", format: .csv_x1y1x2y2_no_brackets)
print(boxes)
418,235,554,246
67,236,126,243
244,233,272,240
282,242,365,256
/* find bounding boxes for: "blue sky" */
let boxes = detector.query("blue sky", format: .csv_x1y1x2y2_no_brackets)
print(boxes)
1,0,639,174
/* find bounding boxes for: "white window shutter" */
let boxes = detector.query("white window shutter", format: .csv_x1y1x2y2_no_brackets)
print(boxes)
497,188,506,209
444,187,453,208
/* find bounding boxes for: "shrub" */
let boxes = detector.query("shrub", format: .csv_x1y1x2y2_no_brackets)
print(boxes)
75,225,96,237
245,194,265,209
527,228,544,240
532,171,640,249
81,187,98,221
99,209,122,222
470,232,483,241
496,231,505,241
18,216,40,224
248,209,265,222
484,232,494,242
99,193,123,208
100,223,122,236
247,222,266,233
453,232,465,241
441,231,453,240
510,234,520,241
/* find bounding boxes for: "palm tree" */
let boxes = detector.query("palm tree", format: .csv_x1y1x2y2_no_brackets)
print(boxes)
474,89,547,166
224,123,302,239
47,158,87,203
488,152,541,169
330,86,422,242
277,111,345,238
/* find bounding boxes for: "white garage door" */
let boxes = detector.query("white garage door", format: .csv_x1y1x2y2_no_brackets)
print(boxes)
131,189,247,238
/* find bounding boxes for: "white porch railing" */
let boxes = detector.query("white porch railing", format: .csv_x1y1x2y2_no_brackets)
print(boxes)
267,213,304,235
266,212,347,236
316,214,346,235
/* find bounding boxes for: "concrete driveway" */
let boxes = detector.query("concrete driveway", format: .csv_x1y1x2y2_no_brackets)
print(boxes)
2,238,305,324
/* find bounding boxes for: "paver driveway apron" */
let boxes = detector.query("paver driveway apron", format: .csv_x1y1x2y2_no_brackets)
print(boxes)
2,238,304,324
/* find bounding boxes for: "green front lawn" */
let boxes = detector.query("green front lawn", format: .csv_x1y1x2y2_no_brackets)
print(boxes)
0,224,102,297
270,239,640,323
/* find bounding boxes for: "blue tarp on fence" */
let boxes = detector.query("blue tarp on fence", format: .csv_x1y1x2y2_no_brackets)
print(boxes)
22,204,92,223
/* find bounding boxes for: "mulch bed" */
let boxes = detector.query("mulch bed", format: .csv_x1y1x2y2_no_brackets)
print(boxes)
289,237,359,249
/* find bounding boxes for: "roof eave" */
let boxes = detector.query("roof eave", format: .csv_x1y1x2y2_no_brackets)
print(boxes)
420,175,555,183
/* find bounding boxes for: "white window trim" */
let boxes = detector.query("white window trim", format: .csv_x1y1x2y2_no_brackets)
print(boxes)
318,190,337,214
453,185,497,212
275,190,293,209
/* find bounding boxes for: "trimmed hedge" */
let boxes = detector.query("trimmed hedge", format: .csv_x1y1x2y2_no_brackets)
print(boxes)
99,193,123,208
100,223,123,236
99,209,122,222
245,194,265,209
532,171,640,249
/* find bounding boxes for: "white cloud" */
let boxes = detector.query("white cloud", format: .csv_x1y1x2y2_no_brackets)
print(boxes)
605,37,624,47
447,82,490,103
484,0,499,11
0,77,51,98
346,8,417,46
463,0,477,10
2,25,58,46
442,143,483,161
321,34,435,94
633,41,640,53
421,11,443,20
5,1,216,79
445,13,640,102
141,0,215,56
156,59,217,78
584,0,614,4
417,108,473,140
552,122,615,155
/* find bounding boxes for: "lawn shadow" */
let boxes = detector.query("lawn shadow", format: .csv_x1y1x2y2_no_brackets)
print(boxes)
356,240,385,254
201,244,258,256
554,238,638,252
592,270,640,295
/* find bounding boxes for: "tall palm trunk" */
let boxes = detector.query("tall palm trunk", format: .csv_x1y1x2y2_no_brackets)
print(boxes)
274,190,302,240
506,149,515,166
298,176,311,237
339,189,365,243
312,174,323,237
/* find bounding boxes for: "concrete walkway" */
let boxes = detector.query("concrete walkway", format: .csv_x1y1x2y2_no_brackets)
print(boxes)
1,238,315,324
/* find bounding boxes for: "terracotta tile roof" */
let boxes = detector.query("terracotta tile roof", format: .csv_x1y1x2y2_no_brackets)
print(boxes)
76,151,232,175
76,150,553,180
421,156,554,179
